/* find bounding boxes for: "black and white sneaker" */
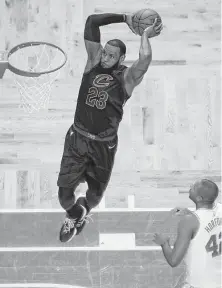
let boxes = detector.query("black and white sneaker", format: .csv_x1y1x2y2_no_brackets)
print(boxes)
59,204,87,243
76,212,93,236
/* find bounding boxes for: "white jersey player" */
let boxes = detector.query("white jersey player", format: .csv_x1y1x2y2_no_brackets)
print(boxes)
153,179,221,288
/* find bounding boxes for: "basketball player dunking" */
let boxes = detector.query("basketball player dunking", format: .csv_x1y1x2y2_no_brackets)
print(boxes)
57,13,163,243
153,179,221,288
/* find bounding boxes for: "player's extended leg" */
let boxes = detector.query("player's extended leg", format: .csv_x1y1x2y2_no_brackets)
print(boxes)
74,136,118,235
57,126,89,243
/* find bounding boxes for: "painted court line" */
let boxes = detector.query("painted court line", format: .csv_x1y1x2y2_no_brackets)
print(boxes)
0,284,83,288
0,207,194,213
0,246,162,252
128,195,135,208
100,233,135,249
98,197,105,209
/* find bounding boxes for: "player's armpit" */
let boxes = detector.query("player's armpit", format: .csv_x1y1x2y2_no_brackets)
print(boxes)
84,40,102,59
84,14,125,61
84,13,125,73
84,40,102,73
170,214,199,267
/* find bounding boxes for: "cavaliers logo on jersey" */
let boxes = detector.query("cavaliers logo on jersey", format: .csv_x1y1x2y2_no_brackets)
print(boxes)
93,74,113,88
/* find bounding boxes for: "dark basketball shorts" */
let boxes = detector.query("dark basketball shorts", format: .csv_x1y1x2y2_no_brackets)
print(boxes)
57,125,118,189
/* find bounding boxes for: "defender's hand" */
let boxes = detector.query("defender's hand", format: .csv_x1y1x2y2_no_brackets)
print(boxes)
170,207,192,216
153,233,170,246
143,18,163,38
125,14,138,35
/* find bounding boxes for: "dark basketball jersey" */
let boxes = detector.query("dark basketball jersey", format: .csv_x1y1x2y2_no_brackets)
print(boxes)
74,63,130,139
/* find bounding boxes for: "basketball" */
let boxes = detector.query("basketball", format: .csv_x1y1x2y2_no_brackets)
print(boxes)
132,9,162,36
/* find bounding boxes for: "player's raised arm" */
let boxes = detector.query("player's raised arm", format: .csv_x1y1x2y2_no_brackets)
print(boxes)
124,19,163,96
84,13,127,72
153,214,199,267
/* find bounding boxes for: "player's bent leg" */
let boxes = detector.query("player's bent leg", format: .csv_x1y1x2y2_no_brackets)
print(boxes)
85,175,107,210
72,139,117,236
58,185,89,243
57,126,89,243
58,186,76,211
58,186,87,243
59,206,88,243
74,174,109,236
58,184,85,218
58,180,88,243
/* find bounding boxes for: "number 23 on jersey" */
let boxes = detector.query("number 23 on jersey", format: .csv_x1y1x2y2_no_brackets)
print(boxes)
85,87,109,110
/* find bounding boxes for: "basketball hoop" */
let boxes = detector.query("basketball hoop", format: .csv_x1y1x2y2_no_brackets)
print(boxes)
0,41,67,115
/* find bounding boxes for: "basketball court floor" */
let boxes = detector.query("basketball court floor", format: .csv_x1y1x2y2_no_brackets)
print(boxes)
0,0,221,287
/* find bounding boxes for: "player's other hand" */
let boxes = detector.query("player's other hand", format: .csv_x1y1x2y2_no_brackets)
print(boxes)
143,18,163,38
170,207,192,216
153,233,170,246
125,14,138,35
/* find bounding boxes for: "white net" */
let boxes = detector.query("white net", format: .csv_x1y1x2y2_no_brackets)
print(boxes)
16,71,59,114
8,43,65,114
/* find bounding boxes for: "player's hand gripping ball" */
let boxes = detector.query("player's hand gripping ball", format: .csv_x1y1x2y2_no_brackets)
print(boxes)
125,14,138,34
143,18,163,38
132,8,163,37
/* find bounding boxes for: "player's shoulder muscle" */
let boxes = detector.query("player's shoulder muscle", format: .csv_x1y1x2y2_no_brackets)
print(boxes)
85,39,102,58
178,213,199,239
123,66,144,96
84,40,102,73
